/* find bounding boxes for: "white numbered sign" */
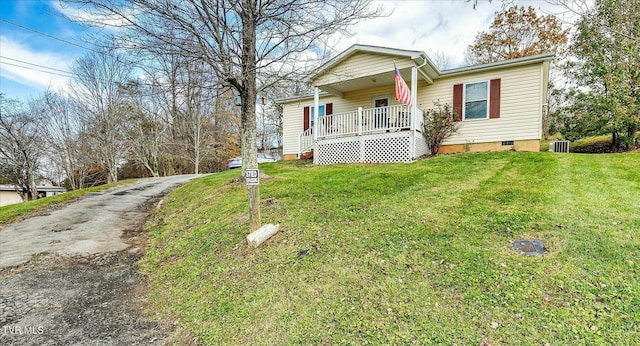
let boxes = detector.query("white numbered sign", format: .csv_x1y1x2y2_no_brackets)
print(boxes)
245,169,260,185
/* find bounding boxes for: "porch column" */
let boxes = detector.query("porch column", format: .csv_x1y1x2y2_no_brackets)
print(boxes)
357,107,363,135
313,87,319,141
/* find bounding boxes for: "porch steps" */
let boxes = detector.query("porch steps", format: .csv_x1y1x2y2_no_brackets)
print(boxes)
300,149,314,160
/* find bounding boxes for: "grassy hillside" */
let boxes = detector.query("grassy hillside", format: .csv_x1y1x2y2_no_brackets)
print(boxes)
140,152,640,345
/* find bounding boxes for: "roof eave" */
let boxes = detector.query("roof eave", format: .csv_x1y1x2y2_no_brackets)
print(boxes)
438,53,555,78
282,51,554,104
275,92,330,104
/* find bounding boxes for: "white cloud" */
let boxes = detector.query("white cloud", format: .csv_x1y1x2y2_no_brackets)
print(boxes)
0,36,73,92
52,1,133,30
1,0,581,98
330,0,576,68
327,0,498,68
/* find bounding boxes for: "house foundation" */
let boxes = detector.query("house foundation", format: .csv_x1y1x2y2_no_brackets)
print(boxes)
438,139,541,154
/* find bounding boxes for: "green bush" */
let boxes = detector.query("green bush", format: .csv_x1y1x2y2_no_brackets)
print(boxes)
570,135,614,153
422,102,460,156
564,132,639,154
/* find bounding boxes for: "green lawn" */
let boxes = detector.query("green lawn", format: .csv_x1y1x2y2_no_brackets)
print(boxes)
140,152,640,345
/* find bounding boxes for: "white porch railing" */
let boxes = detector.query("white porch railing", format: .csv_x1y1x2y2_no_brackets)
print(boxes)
318,105,414,138
298,128,313,158
298,105,423,159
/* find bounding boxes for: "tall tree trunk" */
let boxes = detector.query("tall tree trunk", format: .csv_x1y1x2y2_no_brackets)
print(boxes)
194,118,201,174
241,0,260,232
28,169,38,201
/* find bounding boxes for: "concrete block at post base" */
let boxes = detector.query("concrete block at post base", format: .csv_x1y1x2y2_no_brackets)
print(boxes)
246,223,280,247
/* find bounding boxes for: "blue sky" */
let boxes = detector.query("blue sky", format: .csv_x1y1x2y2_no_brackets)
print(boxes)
0,0,97,99
1,0,570,100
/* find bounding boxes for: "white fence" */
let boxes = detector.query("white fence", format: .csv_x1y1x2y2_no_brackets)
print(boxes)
298,128,313,158
316,105,415,138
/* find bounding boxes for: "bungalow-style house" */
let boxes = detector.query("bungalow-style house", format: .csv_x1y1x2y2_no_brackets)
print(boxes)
278,44,552,164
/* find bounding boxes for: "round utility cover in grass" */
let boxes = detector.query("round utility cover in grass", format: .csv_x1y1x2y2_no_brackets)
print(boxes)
512,240,547,256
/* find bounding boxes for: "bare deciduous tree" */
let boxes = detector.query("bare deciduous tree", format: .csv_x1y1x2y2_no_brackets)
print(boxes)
428,50,451,70
142,53,224,175
211,89,242,171
119,81,168,177
68,51,134,183
62,0,383,231
178,61,216,175
0,95,46,200
42,90,94,190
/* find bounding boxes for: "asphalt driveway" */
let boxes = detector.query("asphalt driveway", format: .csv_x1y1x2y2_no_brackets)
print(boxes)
0,175,201,345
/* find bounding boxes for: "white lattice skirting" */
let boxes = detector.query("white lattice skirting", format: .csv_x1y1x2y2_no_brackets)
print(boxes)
414,132,429,158
313,131,429,165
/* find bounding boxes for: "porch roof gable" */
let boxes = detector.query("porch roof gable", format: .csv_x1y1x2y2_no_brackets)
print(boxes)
309,44,440,95
309,44,431,80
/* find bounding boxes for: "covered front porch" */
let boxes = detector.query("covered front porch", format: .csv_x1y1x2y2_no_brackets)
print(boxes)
298,105,428,164
295,45,438,165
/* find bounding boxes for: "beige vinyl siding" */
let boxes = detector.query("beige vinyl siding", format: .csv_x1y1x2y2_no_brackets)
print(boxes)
0,190,22,207
281,102,302,156
282,95,341,156
313,52,413,86
417,63,543,145
283,62,546,155
339,85,406,110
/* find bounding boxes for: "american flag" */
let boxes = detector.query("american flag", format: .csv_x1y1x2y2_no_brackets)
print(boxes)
394,63,412,107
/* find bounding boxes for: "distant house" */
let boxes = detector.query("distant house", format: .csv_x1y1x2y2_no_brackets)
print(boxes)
278,44,553,164
0,185,67,207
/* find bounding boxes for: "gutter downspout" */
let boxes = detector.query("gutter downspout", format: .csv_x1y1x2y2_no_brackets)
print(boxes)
411,54,429,160
313,87,319,164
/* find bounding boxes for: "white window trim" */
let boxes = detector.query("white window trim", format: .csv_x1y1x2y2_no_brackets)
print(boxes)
310,104,326,132
462,80,490,121
310,104,326,117
371,94,392,108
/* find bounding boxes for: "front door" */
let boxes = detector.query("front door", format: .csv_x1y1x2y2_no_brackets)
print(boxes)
372,96,390,129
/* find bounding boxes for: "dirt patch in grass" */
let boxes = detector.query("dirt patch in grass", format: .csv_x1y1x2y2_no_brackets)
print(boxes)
0,248,173,346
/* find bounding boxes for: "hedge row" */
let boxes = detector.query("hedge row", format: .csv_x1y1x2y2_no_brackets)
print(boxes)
570,135,615,153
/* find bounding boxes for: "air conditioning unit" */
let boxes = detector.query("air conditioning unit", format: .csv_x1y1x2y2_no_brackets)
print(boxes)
549,140,570,153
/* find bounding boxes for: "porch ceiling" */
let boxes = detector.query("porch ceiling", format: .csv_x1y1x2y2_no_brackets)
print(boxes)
317,67,420,95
